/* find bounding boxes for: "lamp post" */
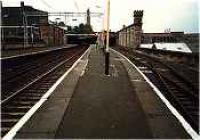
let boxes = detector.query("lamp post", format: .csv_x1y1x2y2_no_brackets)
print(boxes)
0,1,2,50
105,0,110,75
31,24,35,49
22,3,26,49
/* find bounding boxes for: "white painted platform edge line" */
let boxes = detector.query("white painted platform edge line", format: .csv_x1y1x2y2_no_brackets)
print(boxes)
0,45,75,60
80,59,89,77
111,48,200,140
2,47,91,140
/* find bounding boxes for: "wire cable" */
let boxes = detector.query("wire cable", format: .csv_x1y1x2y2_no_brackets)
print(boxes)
73,0,80,11
40,0,55,10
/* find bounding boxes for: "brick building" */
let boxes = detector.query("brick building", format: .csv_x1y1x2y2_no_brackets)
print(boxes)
141,32,184,43
116,10,143,49
1,1,65,49
40,24,64,47
1,2,48,44
116,11,199,53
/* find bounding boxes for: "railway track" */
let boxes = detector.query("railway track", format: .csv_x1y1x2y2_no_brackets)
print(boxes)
1,46,88,137
113,46,199,133
135,50,199,93
1,46,82,101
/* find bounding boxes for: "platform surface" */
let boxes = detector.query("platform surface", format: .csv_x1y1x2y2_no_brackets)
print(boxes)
15,46,190,139
55,48,153,138
1,44,76,59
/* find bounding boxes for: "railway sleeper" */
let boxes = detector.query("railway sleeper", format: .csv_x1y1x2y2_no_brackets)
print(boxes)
178,97,198,104
1,112,26,118
9,101,35,106
17,96,42,100
1,119,19,128
2,106,32,112
1,127,11,136
21,93,45,97
23,89,48,93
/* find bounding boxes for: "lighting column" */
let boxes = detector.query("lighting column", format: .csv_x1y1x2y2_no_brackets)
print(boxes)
105,0,110,75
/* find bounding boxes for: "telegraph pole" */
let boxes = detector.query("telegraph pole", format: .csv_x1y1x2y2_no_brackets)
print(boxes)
31,25,33,49
0,1,2,50
105,0,110,75
22,2,26,49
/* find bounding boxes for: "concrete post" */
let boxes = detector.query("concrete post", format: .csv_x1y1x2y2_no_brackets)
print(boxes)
105,0,110,75
0,1,2,50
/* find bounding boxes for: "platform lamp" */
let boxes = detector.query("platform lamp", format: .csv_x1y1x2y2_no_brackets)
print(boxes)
105,0,110,75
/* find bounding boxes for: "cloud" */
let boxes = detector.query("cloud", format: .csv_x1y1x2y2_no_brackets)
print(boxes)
2,0,199,32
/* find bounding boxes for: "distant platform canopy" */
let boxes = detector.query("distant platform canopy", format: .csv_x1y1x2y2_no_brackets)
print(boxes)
140,43,192,53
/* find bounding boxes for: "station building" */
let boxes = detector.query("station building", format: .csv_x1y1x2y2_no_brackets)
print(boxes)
116,10,143,49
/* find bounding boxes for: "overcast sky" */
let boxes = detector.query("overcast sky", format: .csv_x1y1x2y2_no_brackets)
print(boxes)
2,0,199,33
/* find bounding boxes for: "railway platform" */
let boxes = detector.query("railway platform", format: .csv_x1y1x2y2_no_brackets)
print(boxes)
1,44,77,59
15,45,190,139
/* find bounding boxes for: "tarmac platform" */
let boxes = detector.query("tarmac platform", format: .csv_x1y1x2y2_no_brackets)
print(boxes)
14,45,191,139
1,44,77,59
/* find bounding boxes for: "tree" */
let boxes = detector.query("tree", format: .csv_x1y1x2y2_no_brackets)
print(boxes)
84,24,93,33
68,23,93,34
67,26,72,31
79,23,85,33
73,26,80,34
58,21,65,26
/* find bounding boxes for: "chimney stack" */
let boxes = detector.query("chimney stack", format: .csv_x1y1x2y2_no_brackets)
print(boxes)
86,9,91,26
123,25,126,29
133,10,143,25
21,1,24,7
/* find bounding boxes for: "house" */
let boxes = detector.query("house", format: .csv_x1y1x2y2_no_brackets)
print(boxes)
1,1,65,49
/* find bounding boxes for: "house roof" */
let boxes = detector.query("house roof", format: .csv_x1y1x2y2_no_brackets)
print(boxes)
140,43,192,53
2,6,48,16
